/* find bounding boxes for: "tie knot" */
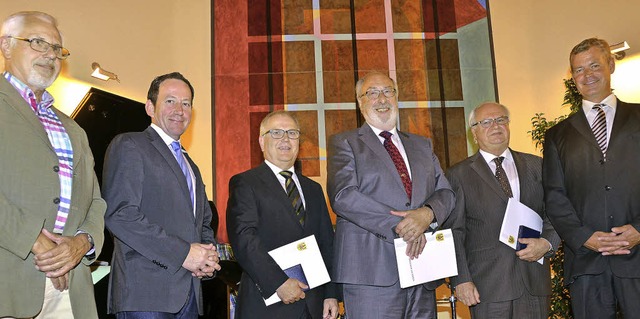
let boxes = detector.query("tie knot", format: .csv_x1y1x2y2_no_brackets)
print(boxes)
494,156,505,165
171,141,181,153
379,131,392,140
279,170,293,180
593,104,606,111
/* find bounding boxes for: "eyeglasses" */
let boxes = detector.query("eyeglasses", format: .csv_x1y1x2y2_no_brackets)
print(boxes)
261,129,301,140
471,116,510,128
7,36,70,60
359,88,396,100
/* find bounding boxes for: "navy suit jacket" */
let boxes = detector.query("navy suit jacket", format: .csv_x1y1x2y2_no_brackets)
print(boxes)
543,99,640,282
103,127,215,314
227,162,337,319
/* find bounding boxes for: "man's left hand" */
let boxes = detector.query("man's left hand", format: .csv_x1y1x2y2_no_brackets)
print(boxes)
516,238,550,262
601,225,640,255
391,206,433,242
322,298,339,319
33,229,90,278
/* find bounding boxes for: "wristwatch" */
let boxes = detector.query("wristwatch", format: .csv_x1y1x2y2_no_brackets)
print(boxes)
544,244,555,258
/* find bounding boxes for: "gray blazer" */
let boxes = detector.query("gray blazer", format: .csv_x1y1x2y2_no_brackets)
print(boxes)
103,127,215,314
327,123,455,288
0,77,106,318
543,100,640,282
446,150,560,303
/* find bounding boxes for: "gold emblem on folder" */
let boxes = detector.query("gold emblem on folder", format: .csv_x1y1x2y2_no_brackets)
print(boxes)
508,235,515,244
435,233,444,242
297,242,307,251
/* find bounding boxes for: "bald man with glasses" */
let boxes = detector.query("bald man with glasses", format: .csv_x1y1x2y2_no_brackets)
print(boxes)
445,102,559,319
227,110,338,319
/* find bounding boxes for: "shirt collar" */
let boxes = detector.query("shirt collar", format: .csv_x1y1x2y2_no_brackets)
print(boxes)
3,71,55,110
264,160,294,176
150,123,180,147
479,148,513,165
581,93,617,114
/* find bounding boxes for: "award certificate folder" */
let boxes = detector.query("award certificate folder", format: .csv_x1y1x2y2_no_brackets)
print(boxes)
516,225,541,251
499,198,544,264
394,229,457,289
263,235,330,306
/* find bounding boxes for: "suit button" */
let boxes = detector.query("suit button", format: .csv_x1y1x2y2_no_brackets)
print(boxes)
53,197,60,204
53,166,59,172
405,202,410,207
605,186,612,191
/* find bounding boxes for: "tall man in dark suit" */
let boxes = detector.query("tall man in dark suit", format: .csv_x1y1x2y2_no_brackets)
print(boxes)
543,37,640,319
103,72,221,319
227,110,339,319
446,102,560,318
0,11,106,319
327,72,455,318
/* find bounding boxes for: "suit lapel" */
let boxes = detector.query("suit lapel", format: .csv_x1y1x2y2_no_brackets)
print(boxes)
469,152,509,202
358,124,407,194
512,150,530,204
146,128,194,218
256,163,305,229
399,131,423,204
568,110,601,150
0,78,53,151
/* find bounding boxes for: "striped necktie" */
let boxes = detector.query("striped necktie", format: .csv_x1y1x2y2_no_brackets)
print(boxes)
279,171,305,226
591,104,607,153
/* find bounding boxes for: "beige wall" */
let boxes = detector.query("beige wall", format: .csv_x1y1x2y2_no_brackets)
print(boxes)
490,0,640,155
0,1,214,197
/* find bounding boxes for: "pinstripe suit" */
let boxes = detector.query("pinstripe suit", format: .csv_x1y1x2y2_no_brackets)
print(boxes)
445,149,560,318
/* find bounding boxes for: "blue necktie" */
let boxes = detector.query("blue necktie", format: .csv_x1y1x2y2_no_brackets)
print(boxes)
171,141,194,206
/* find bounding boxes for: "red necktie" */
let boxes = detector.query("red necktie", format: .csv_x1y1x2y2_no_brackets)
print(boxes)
380,131,412,200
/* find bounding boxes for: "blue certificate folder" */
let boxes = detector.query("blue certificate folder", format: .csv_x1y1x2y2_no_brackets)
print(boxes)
516,225,541,251
284,264,309,291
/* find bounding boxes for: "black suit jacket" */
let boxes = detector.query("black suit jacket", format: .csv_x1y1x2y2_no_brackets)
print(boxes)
446,150,560,303
227,163,337,319
103,127,215,314
543,99,640,282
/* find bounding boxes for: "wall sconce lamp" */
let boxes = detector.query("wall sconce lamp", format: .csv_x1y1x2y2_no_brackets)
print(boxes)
91,62,120,82
611,41,630,60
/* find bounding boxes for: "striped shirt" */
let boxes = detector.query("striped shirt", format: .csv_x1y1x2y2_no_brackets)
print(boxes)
4,72,73,234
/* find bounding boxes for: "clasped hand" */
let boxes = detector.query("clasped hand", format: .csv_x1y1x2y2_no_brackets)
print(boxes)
391,206,434,259
182,243,221,278
585,225,640,255
32,229,91,291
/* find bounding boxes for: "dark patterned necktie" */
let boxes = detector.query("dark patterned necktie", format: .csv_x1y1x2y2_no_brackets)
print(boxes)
591,104,608,153
379,131,412,200
279,171,305,226
494,156,513,198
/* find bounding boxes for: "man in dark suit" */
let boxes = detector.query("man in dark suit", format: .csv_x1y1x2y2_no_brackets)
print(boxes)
543,37,640,319
227,110,339,319
326,72,455,318
103,72,220,319
0,11,106,319
446,102,560,318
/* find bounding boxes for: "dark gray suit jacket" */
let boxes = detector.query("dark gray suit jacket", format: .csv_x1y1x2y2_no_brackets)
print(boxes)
543,99,640,282
446,150,560,303
227,163,337,319
327,123,455,288
103,127,215,314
